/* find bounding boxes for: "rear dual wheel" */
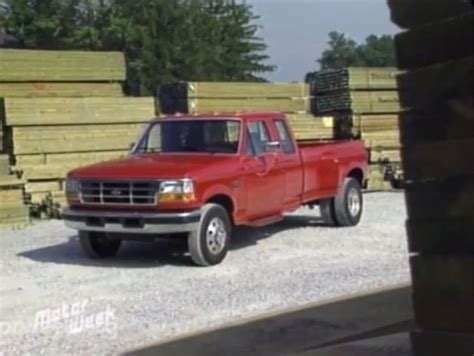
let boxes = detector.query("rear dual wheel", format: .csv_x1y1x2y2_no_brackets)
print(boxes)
320,177,363,227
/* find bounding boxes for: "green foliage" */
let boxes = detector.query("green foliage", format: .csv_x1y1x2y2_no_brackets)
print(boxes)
306,31,396,80
2,0,274,95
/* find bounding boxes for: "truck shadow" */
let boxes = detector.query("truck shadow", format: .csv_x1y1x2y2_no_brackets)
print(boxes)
18,213,327,268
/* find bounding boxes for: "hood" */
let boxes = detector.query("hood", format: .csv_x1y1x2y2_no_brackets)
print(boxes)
69,153,238,180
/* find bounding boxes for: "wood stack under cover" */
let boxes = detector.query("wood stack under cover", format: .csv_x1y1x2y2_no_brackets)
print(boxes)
159,82,312,114
313,67,403,190
0,49,155,224
388,0,474,354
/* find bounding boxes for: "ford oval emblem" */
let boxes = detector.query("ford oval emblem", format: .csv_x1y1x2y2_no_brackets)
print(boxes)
111,189,122,196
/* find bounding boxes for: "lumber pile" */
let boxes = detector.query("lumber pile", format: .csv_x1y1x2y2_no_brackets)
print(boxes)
158,81,345,142
0,49,155,226
159,82,312,114
388,2,474,354
312,67,403,190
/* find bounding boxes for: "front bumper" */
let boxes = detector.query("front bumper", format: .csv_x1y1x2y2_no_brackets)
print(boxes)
62,207,201,234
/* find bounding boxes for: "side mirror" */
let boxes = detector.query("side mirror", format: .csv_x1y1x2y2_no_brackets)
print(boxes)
129,142,135,150
264,141,281,153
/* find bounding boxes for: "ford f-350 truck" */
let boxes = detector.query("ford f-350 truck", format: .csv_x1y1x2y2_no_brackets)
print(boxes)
63,112,368,266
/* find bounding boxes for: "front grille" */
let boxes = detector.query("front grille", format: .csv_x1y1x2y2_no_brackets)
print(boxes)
79,180,160,205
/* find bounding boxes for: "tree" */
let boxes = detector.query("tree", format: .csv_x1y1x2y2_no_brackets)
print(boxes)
2,0,274,95
309,31,396,77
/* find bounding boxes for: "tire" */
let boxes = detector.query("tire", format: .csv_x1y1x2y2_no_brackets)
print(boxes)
319,198,337,226
334,178,364,227
188,203,232,266
79,231,122,258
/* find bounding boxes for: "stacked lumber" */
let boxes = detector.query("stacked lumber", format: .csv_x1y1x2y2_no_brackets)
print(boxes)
0,49,155,224
159,81,344,141
389,2,474,354
0,49,126,81
312,67,403,190
0,171,29,228
159,82,311,114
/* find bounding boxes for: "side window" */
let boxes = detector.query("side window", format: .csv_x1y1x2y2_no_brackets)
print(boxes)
274,120,296,154
248,121,270,156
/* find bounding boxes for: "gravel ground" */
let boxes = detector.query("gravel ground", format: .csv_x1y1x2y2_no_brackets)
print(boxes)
0,192,410,355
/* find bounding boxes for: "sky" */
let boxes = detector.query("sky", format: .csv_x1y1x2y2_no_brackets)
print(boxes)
247,0,400,82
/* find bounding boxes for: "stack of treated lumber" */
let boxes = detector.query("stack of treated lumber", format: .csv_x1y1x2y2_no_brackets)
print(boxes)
0,154,29,228
159,81,346,141
388,1,474,354
0,49,155,222
159,82,312,114
313,67,403,190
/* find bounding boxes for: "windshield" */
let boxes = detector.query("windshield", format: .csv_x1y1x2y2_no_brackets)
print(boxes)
134,119,241,154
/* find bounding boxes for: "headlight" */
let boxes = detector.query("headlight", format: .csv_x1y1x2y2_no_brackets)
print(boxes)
65,178,80,204
65,178,80,192
159,179,195,202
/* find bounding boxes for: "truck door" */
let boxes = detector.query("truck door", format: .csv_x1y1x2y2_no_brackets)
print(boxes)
242,120,285,219
272,119,304,210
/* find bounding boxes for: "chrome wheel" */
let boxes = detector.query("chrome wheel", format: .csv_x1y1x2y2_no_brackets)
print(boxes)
206,217,227,255
348,188,361,217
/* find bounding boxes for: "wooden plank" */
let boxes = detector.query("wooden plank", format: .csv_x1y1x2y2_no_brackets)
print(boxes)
402,139,474,180
0,204,29,219
0,189,23,204
160,82,310,99
15,150,128,166
410,256,474,333
25,181,63,194
397,57,474,110
387,0,472,29
369,148,401,163
0,175,25,187
405,177,474,219
161,97,310,114
316,91,400,114
407,218,474,254
12,123,144,155
0,154,9,175
411,330,474,356
353,114,399,133
395,13,474,69
0,49,126,82
0,83,123,98
399,96,474,144
3,97,155,126
313,67,401,93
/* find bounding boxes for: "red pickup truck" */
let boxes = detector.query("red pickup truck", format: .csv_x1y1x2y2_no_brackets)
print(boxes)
63,112,368,266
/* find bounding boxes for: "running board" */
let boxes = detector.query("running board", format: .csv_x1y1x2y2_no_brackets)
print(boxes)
247,214,284,227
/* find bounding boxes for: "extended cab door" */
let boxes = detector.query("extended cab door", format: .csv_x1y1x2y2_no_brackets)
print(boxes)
272,118,304,210
242,120,285,219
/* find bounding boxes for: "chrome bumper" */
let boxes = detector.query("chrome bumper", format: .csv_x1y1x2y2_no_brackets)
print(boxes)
62,207,201,234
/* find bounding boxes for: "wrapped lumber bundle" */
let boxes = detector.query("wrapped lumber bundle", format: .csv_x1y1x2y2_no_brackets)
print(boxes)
2,97,154,126
389,1,474,354
0,83,123,98
159,82,311,114
316,91,400,115
0,50,126,82
286,114,335,140
313,67,400,92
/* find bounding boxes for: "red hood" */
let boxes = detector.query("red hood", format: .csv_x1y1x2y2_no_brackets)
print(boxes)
69,154,238,180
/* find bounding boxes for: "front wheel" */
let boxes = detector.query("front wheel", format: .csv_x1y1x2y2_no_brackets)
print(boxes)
333,177,363,227
188,203,232,266
79,231,122,258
